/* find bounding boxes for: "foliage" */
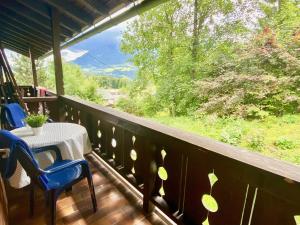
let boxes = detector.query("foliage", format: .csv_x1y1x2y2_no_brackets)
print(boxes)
274,137,297,150
44,62,103,104
11,54,47,86
24,114,48,128
120,0,300,119
195,72,300,117
247,133,265,151
150,114,300,164
220,126,242,146
94,75,131,89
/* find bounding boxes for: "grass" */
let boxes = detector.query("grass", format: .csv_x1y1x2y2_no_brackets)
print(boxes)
148,113,300,165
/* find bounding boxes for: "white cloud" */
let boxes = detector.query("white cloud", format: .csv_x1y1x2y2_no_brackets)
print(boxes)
61,49,88,62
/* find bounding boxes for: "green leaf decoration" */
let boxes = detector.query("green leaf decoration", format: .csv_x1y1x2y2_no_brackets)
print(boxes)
130,149,137,161
208,173,218,188
161,149,167,160
158,167,168,180
202,217,209,225
295,216,300,225
159,186,165,196
202,194,218,213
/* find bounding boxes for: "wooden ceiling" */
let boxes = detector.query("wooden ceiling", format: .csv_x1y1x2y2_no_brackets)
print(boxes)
0,0,134,58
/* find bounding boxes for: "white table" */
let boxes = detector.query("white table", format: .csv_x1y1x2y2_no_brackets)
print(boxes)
9,123,92,189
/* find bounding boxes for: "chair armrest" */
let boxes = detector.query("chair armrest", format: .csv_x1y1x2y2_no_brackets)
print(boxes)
43,159,89,174
32,145,62,161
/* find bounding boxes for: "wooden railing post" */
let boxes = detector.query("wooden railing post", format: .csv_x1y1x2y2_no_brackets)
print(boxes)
50,8,64,96
29,48,38,88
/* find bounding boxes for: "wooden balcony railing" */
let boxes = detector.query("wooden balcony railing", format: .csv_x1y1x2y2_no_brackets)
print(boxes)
24,94,300,225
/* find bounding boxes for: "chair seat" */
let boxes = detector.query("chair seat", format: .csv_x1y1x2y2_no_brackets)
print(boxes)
42,160,82,189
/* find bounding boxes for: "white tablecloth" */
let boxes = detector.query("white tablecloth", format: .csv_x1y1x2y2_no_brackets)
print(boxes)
9,123,92,189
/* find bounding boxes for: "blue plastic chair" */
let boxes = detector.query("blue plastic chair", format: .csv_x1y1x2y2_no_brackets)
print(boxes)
0,130,97,225
0,103,27,130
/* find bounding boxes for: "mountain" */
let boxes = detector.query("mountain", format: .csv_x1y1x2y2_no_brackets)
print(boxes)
66,22,136,79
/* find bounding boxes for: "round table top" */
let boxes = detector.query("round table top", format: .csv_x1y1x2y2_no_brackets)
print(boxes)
11,122,88,149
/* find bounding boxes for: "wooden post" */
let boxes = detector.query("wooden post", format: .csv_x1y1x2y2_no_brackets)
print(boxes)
50,8,64,96
29,48,38,88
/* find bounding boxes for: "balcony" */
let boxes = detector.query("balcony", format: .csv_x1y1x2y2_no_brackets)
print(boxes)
0,0,300,224
13,91,299,225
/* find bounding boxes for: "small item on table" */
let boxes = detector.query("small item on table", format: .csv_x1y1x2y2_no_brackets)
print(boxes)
24,114,48,136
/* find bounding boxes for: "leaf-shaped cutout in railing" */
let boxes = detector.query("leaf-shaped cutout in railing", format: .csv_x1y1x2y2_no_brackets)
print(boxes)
130,149,137,161
201,171,219,225
158,149,168,197
158,167,168,181
158,166,168,197
295,216,300,225
202,217,209,225
208,173,218,187
97,130,102,138
111,138,117,148
161,149,167,160
130,136,137,175
202,194,218,213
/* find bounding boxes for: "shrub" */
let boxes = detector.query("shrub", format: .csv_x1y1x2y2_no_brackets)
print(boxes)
247,134,265,151
24,114,48,128
274,137,296,150
246,106,269,120
116,97,142,115
220,127,242,146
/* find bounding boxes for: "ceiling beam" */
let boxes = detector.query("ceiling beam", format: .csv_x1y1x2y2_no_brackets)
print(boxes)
0,32,48,54
1,43,30,57
0,8,66,42
0,40,41,57
15,0,82,33
41,0,94,27
0,27,50,50
77,0,109,16
0,2,71,39
0,19,52,46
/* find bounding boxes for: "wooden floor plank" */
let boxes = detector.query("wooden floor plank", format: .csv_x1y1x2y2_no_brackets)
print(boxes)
6,154,167,225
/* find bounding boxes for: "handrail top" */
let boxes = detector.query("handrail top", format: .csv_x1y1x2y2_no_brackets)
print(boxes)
61,95,300,183
23,96,58,102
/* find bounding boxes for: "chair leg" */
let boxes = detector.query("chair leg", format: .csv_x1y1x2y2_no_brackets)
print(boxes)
48,190,57,225
29,184,34,217
87,176,97,212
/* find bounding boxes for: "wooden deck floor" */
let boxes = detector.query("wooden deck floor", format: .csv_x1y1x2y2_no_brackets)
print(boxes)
6,154,167,225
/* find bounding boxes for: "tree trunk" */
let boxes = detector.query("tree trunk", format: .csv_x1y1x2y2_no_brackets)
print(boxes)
191,0,199,80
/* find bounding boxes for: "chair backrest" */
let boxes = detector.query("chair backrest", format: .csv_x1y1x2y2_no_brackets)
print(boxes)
0,130,41,182
0,103,27,130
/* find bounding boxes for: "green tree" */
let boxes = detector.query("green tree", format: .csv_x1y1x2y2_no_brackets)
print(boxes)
121,0,259,116
11,54,47,86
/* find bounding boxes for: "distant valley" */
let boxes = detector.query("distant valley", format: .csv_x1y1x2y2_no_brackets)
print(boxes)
66,22,136,79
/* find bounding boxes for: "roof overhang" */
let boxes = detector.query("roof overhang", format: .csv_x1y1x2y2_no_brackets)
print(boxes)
0,0,167,58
